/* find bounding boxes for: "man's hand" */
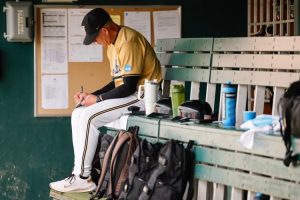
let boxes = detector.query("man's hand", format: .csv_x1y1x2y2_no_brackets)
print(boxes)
74,91,99,107
81,94,98,106
74,92,88,105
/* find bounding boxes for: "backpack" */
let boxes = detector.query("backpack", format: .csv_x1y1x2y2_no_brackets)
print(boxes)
119,139,163,200
278,80,300,167
120,139,194,200
91,126,140,200
91,133,114,185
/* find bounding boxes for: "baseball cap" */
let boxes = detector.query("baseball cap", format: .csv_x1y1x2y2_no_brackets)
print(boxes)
81,8,110,45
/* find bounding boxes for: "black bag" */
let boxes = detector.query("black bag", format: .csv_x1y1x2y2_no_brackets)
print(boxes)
119,139,163,200
91,126,140,200
120,139,194,200
278,80,300,166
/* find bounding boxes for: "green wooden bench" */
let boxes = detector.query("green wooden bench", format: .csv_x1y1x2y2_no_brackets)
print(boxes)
127,116,300,200
50,36,300,200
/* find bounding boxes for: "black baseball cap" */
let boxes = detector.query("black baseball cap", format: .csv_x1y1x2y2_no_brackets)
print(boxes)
81,8,110,45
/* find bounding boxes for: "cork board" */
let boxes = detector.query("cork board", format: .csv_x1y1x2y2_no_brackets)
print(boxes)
34,5,181,116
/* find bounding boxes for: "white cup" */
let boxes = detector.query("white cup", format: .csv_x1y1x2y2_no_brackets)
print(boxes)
138,79,159,115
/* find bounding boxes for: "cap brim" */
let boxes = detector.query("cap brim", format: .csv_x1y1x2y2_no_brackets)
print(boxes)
83,32,98,45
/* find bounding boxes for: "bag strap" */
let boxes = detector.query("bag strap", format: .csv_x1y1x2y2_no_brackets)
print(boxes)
114,132,139,197
118,127,141,200
100,134,113,167
122,141,141,199
278,93,300,167
280,100,300,167
91,131,121,199
120,139,155,200
138,160,166,200
108,131,131,198
132,126,139,135
185,140,195,200
128,140,142,185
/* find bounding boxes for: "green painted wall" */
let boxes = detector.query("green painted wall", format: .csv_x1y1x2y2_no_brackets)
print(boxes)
0,0,246,199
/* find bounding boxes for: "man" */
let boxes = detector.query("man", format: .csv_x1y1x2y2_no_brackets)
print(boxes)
50,8,162,192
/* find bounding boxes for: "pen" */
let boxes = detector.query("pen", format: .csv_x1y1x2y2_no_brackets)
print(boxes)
75,86,83,108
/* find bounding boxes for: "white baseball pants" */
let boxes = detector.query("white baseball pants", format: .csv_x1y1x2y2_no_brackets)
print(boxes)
71,93,144,177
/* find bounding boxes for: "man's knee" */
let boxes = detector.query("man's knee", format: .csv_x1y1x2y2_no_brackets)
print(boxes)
72,107,82,119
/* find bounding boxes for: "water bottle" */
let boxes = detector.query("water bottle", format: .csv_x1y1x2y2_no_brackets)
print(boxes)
170,84,185,117
138,79,159,115
255,192,263,200
222,82,237,127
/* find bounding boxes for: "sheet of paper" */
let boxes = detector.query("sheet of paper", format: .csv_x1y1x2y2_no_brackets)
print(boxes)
41,74,68,109
124,11,151,43
153,9,181,44
41,9,68,74
68,9,103,62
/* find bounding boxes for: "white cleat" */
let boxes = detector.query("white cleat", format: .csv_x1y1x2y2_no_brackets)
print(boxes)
50,174,96,193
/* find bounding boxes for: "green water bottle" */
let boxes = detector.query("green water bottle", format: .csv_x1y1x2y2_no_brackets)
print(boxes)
170,84,185,117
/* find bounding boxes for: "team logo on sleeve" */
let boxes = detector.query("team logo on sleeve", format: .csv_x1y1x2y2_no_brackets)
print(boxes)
124,64,132,72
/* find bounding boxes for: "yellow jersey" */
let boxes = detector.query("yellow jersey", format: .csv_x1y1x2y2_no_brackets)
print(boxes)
107,26,162,89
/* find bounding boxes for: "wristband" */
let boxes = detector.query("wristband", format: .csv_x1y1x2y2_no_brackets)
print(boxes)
96,95,102,103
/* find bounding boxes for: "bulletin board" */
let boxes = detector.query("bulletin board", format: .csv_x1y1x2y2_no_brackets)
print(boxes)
34,5,181,117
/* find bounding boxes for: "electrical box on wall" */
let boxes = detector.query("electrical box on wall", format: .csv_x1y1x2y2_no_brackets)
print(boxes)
3,1,33,42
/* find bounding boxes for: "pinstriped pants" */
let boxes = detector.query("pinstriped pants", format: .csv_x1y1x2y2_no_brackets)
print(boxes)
71,94,144,177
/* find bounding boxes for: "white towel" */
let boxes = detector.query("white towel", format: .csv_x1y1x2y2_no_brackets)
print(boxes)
238,115,280,149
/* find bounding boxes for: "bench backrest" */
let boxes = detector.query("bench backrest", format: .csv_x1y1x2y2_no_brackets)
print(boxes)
156,38,213,100
211,37,300,124
156,36,300,125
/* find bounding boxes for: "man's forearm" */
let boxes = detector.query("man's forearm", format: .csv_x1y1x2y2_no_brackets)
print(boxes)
91,81,115,95
101,76,139,100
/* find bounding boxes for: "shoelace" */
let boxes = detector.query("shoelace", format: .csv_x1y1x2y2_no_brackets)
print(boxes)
65,174,76,184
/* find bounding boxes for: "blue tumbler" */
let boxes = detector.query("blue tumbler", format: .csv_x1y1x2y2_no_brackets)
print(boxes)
222,83,237,127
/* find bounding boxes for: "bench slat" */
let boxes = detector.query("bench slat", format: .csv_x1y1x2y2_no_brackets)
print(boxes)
205,83,217,113
194,164,300,199
197,180,209,200
247,192,256,200
213,36,300,51
236,85,247,125
190,81,200,100
212,183,224,200
272,87,285,116
126,117,160,138
263,37,300,51
157,119,288,158
214,37,256,51
254,85,265,115
157,53,211,66
194,146,300,182
231,188,243,200
163,68,210,82
156,38,213,52
212,54,300,70
210,70,299,87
